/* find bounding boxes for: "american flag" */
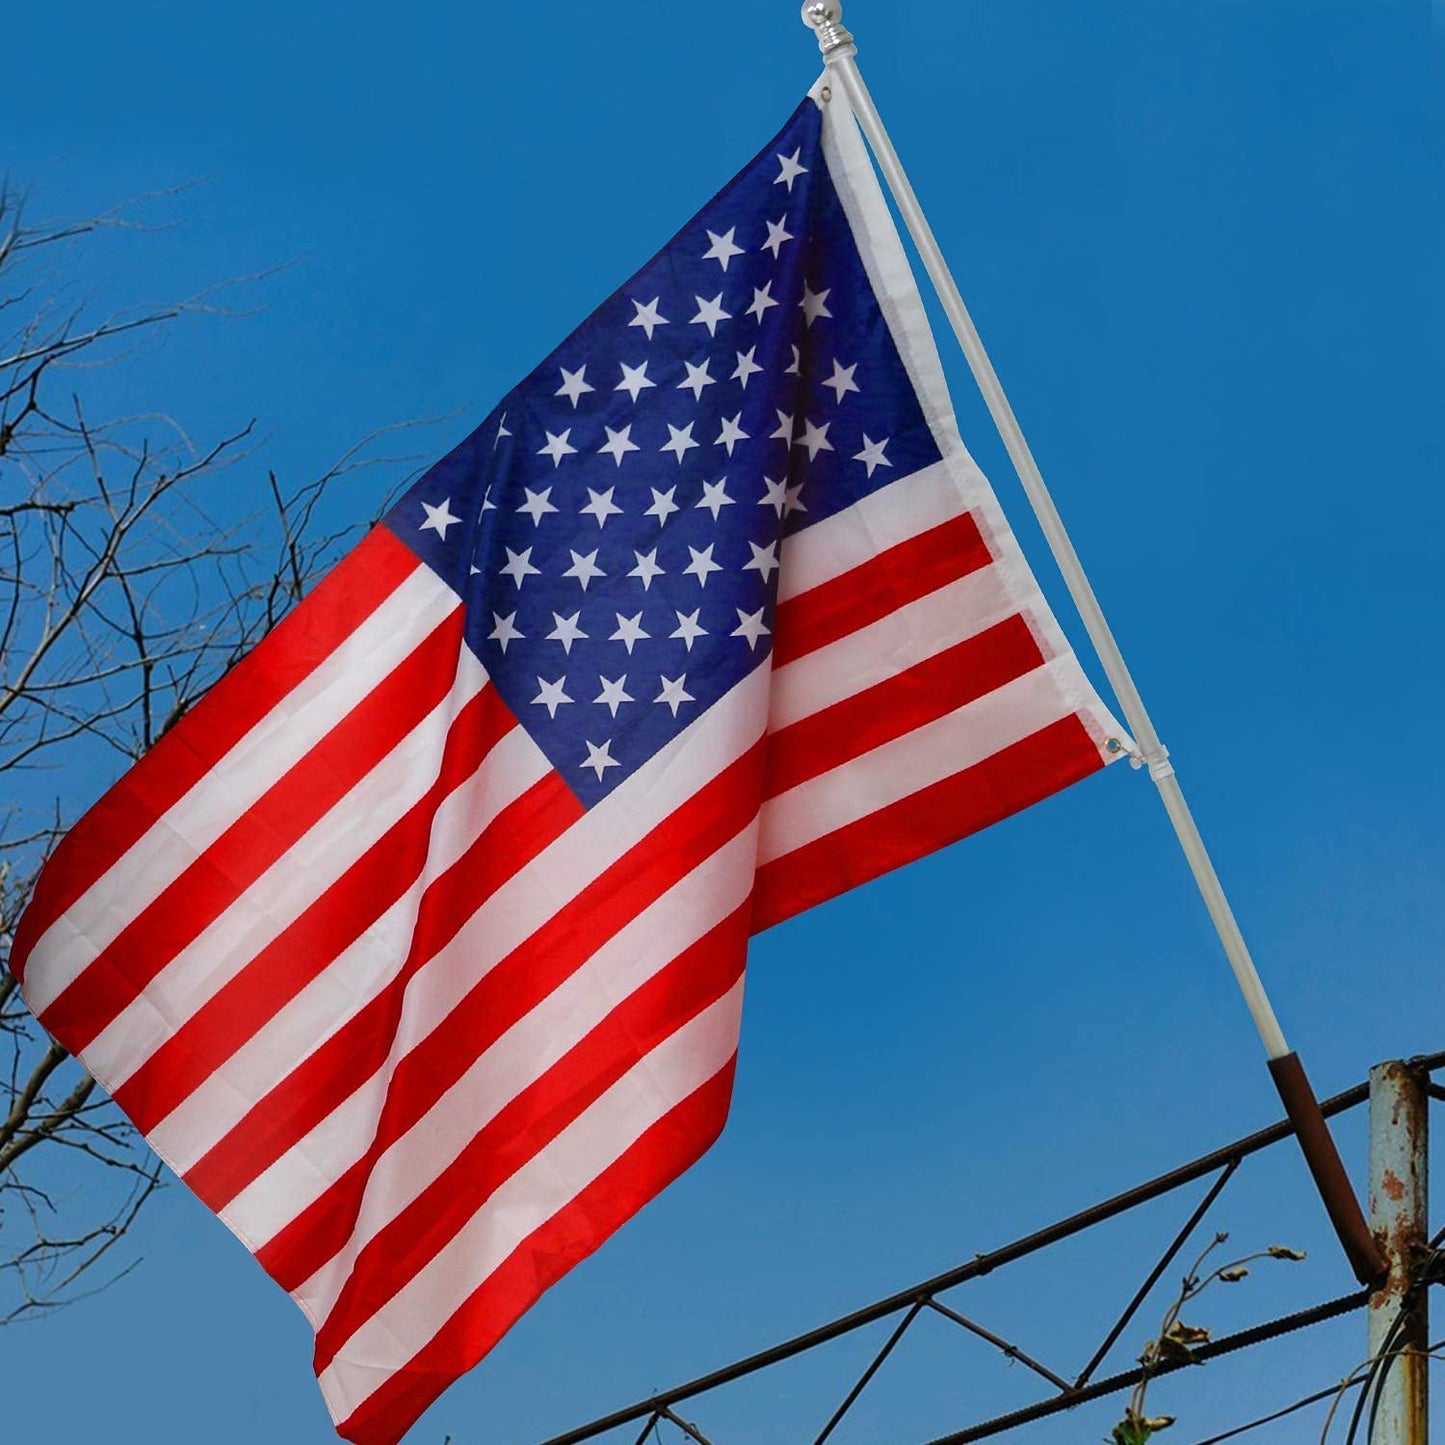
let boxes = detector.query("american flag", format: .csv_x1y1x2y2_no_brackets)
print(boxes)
12,82,1126,1444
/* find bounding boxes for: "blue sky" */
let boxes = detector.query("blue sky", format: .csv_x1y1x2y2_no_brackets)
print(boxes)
4,2,1441,1442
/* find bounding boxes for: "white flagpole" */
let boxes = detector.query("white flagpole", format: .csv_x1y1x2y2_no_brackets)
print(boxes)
799,1,1383,1284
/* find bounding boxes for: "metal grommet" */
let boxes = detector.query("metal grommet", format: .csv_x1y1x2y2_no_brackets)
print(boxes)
1106,737,1123,753
820,84,832,103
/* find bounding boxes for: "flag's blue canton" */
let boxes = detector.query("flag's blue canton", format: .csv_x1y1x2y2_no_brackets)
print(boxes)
389,98,941,806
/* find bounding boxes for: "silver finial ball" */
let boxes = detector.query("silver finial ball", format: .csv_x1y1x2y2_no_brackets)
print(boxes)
801,1,841,30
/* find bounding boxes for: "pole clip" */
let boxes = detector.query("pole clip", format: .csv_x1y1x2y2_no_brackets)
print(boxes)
801,2,857,61
1129,743,1174,783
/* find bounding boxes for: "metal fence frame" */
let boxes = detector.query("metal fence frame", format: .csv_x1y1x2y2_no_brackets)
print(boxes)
537,1051,1445,1445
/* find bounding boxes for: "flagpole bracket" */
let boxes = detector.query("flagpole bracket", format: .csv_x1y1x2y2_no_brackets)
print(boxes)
801,2,857,61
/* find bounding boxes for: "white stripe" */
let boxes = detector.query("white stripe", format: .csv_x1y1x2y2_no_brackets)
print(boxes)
220,662,769,1247
295,819,758,1323
83,652,491,1090
776,457,966,604
758,656,1082,866
315,978,744,1427
768,565,1017,734
24,566,461,1016
150,721,549,1169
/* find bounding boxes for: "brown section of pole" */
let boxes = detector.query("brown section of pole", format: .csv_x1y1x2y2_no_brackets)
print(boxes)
1269,1051,1386,1286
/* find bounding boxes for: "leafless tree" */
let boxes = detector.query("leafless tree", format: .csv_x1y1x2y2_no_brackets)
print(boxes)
0,188,432,1322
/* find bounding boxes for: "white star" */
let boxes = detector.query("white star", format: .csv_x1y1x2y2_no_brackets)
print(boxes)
794,418,834,461
517,486,559,524
759,475,789,516
690,293,731,336
532,675,572,718
678,359,716,401
702,226,744,270
580,487,623,527
774,148,808,191
555,365,594,408
715,413,749,455
660,421,700,463
628,548,665,590
629,296,668,340
696,477,735,520
761,215,794,258
610,611,650,652
786,343,801,375
489,611,524,652
645,486,680,525
655,674,696,716
546,611,588,653
563,548,605,590
731,606,771,650
823,359,860,402
732,346,763,389
537,429,577,467
500,546,541,587
494,412,512,447
580,739,621,781
770,409,795,441
683,543,723,586
420,497,460,539
616,360,656,402
594,676,633,717
746,282,779,323
800,285,833,327
670,609,708,651
854,434,893,477
743,540,780,582
597,424,640,466
784,482,807,516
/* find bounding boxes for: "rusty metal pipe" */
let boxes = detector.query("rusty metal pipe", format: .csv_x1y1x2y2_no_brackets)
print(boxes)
1367,1060,1429,1443
1268,1051,1386,1286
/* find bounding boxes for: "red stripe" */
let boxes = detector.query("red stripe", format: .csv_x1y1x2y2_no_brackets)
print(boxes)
310,901,750,1367
771,512,990,669
112,687,517,1135
12,527,420,983
182,770,584,1210
752,714,1105,932
764,617,1047,801
335,1060,737,1445
40,607,468,1052
250,741,763,1287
